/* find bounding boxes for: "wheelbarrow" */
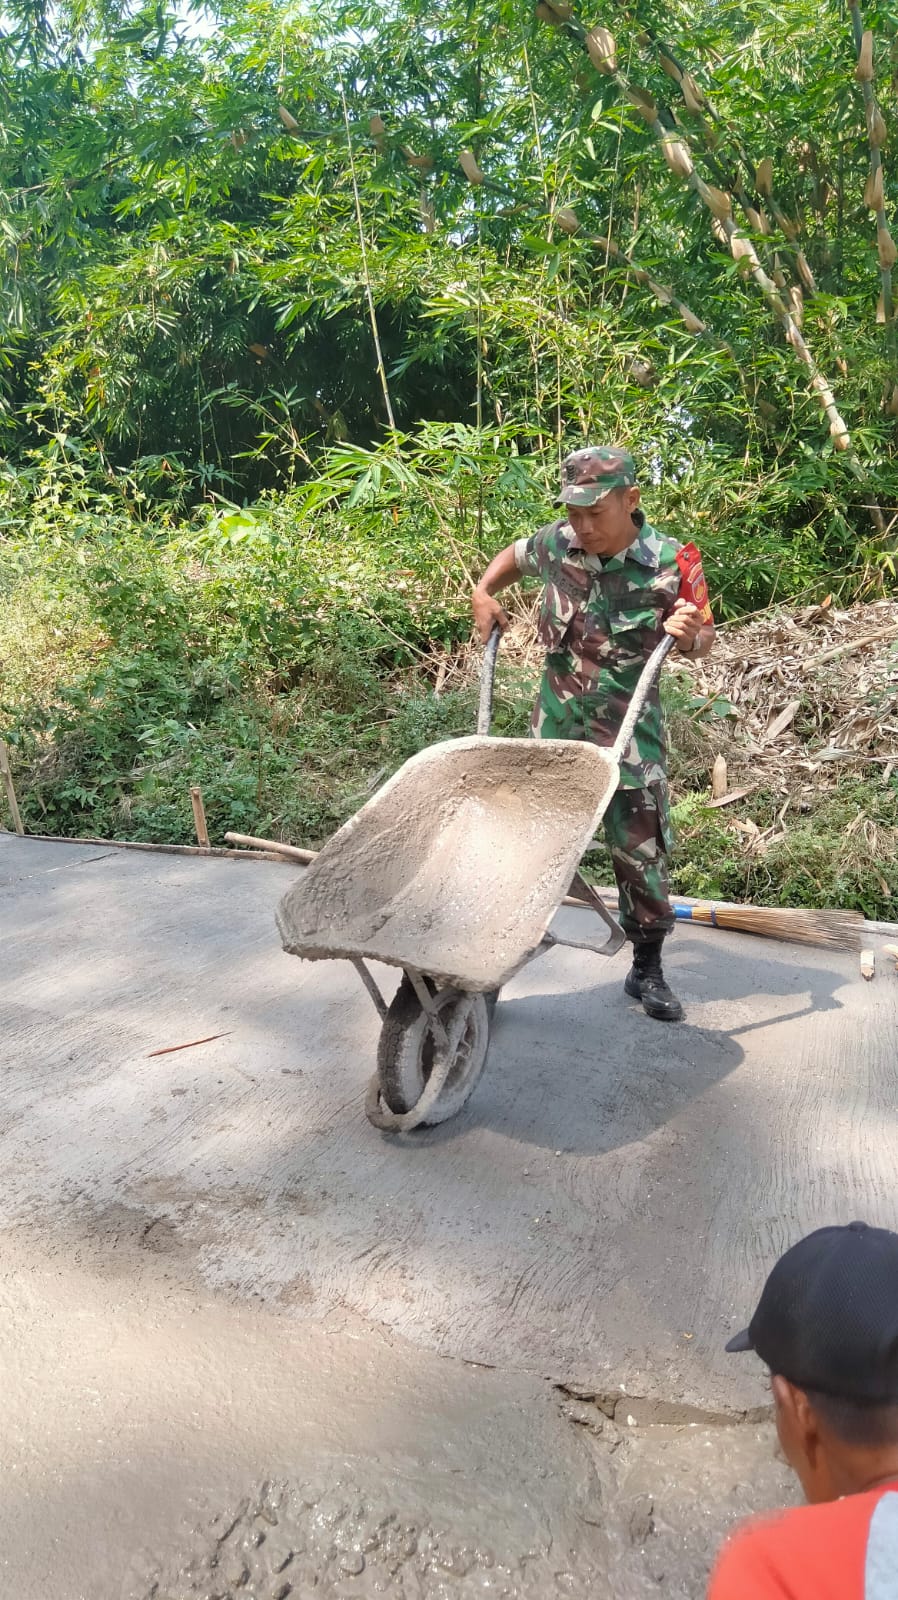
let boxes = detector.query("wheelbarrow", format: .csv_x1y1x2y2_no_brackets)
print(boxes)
276,629,675,1131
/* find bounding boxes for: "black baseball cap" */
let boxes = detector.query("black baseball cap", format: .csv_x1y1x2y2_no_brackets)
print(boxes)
726,1221,898,1402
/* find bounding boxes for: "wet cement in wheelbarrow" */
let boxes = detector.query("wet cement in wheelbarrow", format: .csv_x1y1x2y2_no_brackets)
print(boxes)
277,736,618,990
3,834,896,1598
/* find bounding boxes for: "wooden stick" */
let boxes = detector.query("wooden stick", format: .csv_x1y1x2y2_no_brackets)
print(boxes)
224,831,317,863
148,1031,232,1058
803,624,898,668
19,831,282,861
190,786,210,848
0,740,24,836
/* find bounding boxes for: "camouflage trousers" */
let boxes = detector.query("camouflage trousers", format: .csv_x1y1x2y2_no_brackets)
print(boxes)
601,783,675,941
532,685,675,939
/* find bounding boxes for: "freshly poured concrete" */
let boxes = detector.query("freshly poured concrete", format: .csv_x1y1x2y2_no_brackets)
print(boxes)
2,832,896,1597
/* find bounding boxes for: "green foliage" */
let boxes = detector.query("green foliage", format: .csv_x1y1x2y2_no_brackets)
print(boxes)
0,492,511,840
1,0,898,583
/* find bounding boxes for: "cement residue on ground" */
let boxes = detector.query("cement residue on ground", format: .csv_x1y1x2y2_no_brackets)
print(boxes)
7,833,889,1600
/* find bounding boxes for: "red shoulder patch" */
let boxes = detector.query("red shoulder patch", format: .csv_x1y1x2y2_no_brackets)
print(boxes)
675,542,713,622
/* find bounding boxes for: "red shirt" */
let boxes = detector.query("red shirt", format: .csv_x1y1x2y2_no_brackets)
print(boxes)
708,1485,898,1599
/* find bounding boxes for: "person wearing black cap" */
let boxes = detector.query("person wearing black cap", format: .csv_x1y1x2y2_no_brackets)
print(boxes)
709,1220,898,1598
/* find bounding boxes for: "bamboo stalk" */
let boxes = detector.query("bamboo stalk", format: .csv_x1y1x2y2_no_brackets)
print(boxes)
568,23,860,460
20,831,281,860
338,80,397,431
190,786,210,848
590,234,725,352
670,140,851,448
224,831,317,862
0,740,24,836
850,4,893,331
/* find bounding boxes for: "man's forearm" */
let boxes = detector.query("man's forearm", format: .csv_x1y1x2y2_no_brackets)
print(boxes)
474,543,520,598
471,543,521,641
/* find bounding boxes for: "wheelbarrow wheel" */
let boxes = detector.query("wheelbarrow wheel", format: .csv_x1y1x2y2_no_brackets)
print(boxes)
376,976,491,1127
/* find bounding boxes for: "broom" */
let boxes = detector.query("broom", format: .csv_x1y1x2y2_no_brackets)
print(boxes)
225,834,865,953
670,899,864,951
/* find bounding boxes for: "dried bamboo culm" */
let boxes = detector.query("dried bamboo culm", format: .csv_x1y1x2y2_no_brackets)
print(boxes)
653,110,855,454
0,739,24,836
459,149,484,185
555,206,580,233
865,166,885,211
532,5,881,519
534,0,574,23
628,84,658,122
585,25,616,73
661,136,694,179
850,2,894,329
755,157,774,196
680,72,705,114
878,226,898,269
591,234,719,348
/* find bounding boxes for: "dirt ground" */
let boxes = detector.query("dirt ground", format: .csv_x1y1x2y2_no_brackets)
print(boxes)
3,833,896,1599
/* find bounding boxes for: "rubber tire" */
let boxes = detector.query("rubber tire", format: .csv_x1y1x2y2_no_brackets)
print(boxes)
377,977,491,1126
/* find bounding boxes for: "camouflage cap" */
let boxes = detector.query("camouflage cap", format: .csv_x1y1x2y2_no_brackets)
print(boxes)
556,445,638,507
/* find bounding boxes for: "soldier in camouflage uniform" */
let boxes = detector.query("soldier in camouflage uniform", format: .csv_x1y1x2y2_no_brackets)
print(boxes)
471,446,715,1022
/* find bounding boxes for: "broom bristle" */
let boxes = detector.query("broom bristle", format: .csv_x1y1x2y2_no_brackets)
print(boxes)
689,902,864,951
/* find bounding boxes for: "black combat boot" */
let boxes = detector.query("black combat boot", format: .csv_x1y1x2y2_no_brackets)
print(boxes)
624,935,683,1022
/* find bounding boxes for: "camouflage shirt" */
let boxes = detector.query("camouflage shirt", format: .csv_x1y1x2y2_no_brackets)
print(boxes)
514,512,683,789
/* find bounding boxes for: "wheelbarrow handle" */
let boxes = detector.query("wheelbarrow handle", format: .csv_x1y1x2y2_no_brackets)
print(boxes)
610,632,676,765
477,622,502,736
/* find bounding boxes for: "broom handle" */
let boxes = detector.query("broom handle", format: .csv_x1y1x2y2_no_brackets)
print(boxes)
611,633,676,765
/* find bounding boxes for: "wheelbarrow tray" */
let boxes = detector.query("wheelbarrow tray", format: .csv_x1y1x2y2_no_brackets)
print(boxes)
276,735,618,993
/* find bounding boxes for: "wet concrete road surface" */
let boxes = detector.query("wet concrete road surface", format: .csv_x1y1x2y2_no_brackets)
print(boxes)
2,833,895,1597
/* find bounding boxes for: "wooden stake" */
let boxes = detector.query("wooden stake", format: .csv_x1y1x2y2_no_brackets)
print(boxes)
190,786,210,849
0,740,24,836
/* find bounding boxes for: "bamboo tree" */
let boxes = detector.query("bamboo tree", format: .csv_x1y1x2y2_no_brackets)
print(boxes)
546,15,854,453
849,7,895,340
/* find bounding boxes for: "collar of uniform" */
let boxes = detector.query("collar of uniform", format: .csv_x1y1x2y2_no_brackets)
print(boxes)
562,515,660,571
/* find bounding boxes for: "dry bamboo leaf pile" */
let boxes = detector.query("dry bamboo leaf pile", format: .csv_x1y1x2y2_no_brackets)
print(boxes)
683,597,898,791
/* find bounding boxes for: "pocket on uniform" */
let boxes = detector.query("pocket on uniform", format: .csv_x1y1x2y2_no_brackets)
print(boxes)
608,603,661,640
537,582,573,650
650,779,674,853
